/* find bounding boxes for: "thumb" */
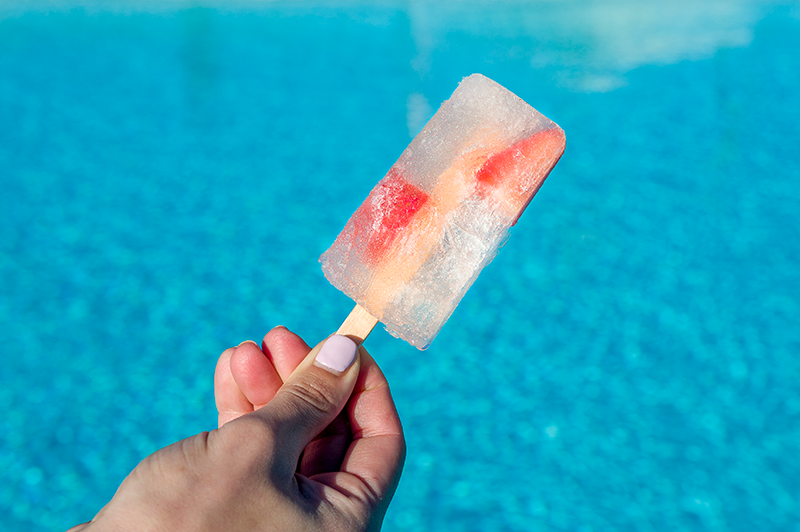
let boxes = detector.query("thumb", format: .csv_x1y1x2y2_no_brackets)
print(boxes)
255,334,360,470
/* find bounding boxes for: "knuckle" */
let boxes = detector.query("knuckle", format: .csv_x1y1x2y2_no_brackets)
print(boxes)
283,375,338,418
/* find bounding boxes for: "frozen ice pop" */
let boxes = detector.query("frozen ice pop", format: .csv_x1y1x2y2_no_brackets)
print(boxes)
321,74,565,349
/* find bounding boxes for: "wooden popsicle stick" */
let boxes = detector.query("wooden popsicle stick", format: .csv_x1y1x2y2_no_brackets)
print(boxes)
336,303,379,346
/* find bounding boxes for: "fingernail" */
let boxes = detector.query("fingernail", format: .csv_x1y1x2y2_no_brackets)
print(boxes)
236,340,258,348
315,335,357,374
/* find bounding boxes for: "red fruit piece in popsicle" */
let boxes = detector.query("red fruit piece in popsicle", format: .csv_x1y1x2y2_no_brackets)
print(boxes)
476,127,565,223
352,168,430,266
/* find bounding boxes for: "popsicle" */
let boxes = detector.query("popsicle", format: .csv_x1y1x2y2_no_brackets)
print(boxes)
320,74,565,349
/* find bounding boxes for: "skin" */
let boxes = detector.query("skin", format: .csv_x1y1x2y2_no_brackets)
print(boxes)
68,326,406,532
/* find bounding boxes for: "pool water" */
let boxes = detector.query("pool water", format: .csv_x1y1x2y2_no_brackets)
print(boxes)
2,1,799,530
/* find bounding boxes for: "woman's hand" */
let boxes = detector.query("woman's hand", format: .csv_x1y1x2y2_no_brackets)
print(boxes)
70,326,405,531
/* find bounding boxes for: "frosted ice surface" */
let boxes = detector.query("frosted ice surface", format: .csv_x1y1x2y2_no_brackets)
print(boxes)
396,74,555,192
382,201,509,348
320,73,565,349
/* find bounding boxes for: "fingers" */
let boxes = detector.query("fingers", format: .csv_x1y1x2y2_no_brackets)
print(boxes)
298,411,351,477
216,326,404,523
230,341,284,410
261,325,312,381
329,347,406,515
214,346,253,427
215,327,311,428
253,335,361,476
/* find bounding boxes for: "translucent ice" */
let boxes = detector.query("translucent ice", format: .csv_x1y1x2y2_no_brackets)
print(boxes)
320,74,566,349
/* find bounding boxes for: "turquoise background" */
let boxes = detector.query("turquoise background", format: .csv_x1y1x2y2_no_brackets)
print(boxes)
2,1,799,530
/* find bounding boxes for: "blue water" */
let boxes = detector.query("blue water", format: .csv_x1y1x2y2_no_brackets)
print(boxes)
2,2,800,530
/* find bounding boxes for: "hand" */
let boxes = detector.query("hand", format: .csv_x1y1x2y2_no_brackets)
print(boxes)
69,326,405,531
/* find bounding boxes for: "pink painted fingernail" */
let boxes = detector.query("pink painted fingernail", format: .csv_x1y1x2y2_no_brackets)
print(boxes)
315,335,357,374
